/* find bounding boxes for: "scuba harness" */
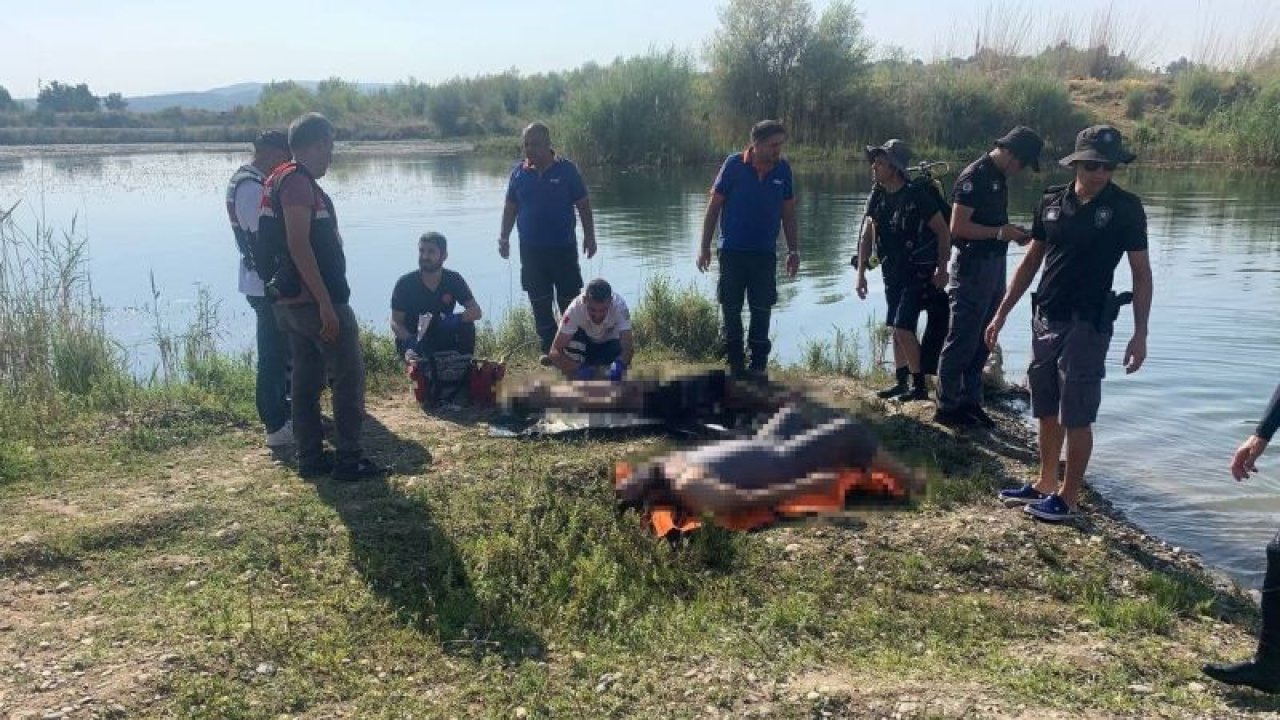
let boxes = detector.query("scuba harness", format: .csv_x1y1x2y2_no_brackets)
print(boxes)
852,160,951,271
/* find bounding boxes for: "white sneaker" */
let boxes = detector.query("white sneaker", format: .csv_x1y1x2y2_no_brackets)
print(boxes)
265,420,295,447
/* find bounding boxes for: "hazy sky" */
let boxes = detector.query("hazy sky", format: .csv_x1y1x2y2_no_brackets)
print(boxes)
1,0,1275,97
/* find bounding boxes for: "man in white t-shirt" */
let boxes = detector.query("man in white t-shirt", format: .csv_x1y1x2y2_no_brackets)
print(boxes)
548,277,635,380
225,130,292,447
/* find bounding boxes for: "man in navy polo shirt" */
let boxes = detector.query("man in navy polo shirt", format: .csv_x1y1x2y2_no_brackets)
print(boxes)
499,122,597,359
697,119,799,379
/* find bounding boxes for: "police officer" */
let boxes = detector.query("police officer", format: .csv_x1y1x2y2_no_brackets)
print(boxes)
935,126,1044,427
1202,380,1280,692
985,125,1153,522
854,139,951,402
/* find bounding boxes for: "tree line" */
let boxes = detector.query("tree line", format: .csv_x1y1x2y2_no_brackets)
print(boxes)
3,0,1280,165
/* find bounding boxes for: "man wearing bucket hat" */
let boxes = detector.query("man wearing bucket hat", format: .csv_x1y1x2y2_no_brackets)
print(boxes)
935,126,1043,428
985,125,1153,523
854,139,951,402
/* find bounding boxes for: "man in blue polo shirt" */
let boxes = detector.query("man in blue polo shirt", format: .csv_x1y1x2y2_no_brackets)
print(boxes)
697,119,799,379
499,122,597,359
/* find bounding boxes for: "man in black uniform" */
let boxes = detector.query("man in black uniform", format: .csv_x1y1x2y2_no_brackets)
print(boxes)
985,125,1153,523
854,139,951,402
391,232,483,404
935,126,1044,427
1202,382,1280,692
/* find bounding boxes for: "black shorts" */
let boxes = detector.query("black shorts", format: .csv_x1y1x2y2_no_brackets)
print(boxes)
520,243,583,299
884,266,934,332
564,328,622,366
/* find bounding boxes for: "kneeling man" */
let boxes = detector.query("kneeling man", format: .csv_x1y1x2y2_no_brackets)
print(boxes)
549,278,634,381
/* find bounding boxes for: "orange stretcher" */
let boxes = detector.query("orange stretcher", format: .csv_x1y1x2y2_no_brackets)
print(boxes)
614,462,912,539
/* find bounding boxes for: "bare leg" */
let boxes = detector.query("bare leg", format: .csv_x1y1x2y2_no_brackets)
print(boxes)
1059,425,1093,507
1036,416,1065,494
894,328,922,375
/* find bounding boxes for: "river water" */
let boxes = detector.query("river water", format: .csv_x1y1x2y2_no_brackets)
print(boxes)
2,142,1278,585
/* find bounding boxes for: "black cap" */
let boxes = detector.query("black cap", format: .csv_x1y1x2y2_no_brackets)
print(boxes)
1058,124,1136,167
252,130,289,152
993,126,1044,172
865,139,911,173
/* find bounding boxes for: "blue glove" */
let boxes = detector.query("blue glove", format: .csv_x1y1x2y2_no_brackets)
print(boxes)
573,365,596,381
607,359,628,382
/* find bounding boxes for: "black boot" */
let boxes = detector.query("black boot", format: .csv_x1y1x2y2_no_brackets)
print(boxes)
878,366,910,399
1203,541,1280,693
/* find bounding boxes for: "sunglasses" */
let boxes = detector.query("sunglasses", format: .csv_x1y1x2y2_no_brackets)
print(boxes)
1079,160,1117,172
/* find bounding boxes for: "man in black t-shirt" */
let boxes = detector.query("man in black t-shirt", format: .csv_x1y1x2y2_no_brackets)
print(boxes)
854,140,951,402
936,126,1044,428
985,125,1153,523
391,233,483,400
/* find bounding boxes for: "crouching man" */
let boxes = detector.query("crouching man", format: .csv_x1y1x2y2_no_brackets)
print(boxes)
549,278,634,381
390,232,483,405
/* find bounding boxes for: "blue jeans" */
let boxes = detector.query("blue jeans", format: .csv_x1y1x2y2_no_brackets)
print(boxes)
247,295,291,434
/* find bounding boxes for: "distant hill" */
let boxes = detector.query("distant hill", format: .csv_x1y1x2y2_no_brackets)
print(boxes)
17,81,393,113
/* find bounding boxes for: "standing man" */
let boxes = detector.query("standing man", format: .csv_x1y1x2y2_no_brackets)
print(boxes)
499,122,597,360
225,130,292,448
854,139,952,402
935,126,1043,428
1202,381,1280,692
697,119,799,380
261,112,383,482
548,278,634,381
986,125,1152,522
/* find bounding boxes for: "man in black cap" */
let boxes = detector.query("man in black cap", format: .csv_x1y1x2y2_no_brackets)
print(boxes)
854,139,951,402
224,130,292,448
985,124,1152,522
935,126,1044,428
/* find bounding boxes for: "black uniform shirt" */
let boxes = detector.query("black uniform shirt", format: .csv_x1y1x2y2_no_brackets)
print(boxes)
1031,181,1148,322
390,268,475,336
951,153,1009,252
865,181,945,276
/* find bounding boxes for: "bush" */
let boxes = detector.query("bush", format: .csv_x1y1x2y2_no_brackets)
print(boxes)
475,306,540,364
1001,72,1085,148
1124,87,1147,119
1172,69,1225,125
630,276,721,362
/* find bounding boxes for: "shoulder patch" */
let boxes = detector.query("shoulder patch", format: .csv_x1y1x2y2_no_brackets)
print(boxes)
960,180,973,193
1095,206,1113,228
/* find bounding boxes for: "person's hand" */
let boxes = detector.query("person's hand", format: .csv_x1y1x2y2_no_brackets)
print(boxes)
855,272,868,300
1231,435,1269,481
785,251,799,278
403,348,420,364
583,235,597,259
932,268,949,289
608,359,628,382
1000,224,1028,244
498,237,510,260
1123,333,1147,374
984,313,1005,351
696,246,712,273
319,302,340,343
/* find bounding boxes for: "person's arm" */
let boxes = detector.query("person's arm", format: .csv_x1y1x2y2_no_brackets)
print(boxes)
499,200,517,259
950,203,1025,243
1231,383,1280,481
782,198,799,277
984,239,1047,350
697,193,725,272
280,176,337,341
1123,249,1153,374
460,298,482,323
927,210,951,287
575,197,597,259
618,329,634,365
1259,384,1280,443
854,213,875,300
390,309,413,342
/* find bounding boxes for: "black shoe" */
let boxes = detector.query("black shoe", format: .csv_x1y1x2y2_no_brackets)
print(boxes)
965,405,997,429
1203,658,1280,693
877,382,909,399
298,452,335,478
331,457,387,482
934,407,975,427
896,386,931,402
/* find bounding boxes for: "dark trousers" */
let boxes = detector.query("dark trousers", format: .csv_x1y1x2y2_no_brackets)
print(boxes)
717,249,777,371
938,251,1005,411
920,286,950,376
520,243,583,353
274,303,366,463
247,295,291,433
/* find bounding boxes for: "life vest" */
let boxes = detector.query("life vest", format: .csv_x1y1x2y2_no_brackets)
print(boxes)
614,461,912,540
225,164,266,274
257,162,348,302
